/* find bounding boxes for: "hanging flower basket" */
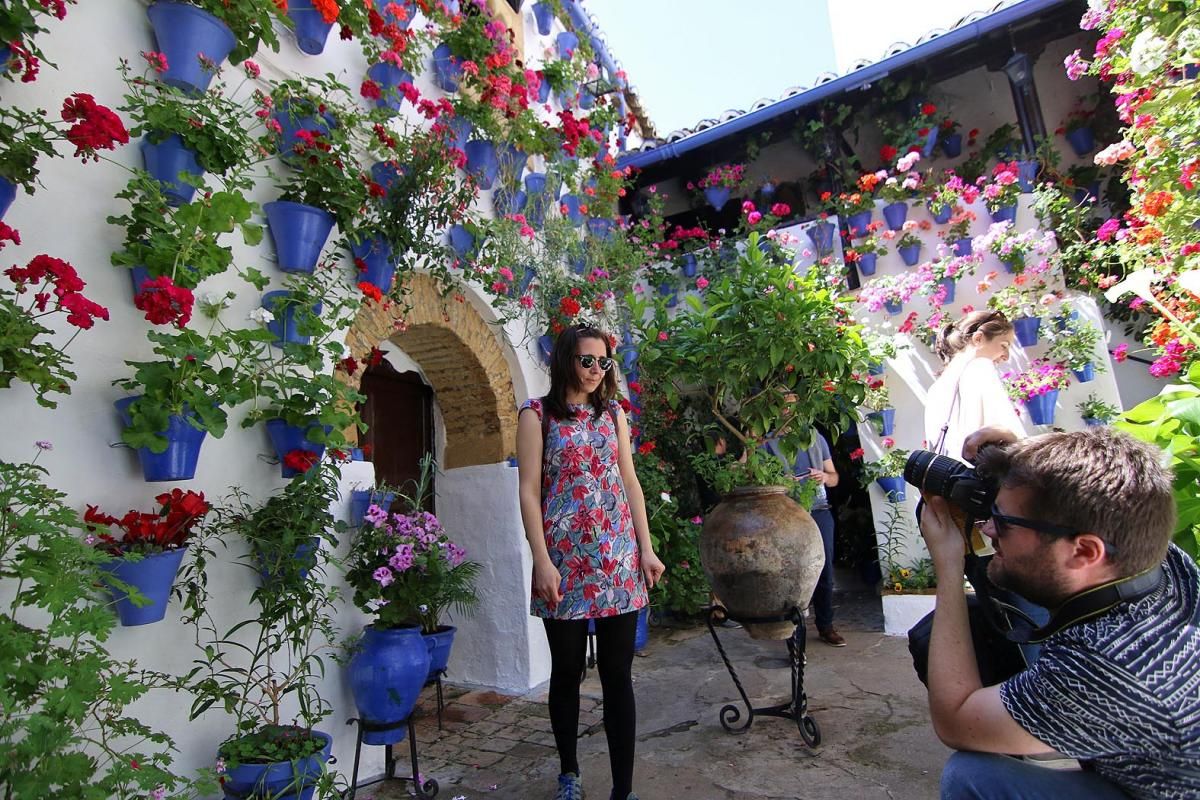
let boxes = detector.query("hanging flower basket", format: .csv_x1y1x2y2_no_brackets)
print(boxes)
431,42,461,93
940,132,963,158
869,408,896,436
464,139,499,189
262,291,323,347
703,186,731,212
286,0,335,55
140,135,203,206
272,103,336,164
351,236,397,294
1013,316,1041,347
0,176,15,220
265,418,331,478
876,476,906,502
857,252,878,276
114,396,208,482
100,547,188,626
532,1,555,35
264,201,335,274
366,62,414,113
146,1,236,94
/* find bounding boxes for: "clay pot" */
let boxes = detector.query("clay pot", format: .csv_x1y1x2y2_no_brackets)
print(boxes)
700,485,825,639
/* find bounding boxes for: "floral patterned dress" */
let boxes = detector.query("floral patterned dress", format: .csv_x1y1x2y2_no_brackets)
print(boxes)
522,398,648,620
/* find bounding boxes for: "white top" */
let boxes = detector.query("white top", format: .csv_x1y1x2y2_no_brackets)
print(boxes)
924,356,1025,464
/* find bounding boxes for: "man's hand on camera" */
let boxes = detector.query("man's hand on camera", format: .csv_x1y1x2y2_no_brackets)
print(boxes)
918,496,968,574
962,426,1020,463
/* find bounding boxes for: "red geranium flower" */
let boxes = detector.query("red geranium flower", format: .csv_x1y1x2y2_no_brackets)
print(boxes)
134,275,194,328
60,93,129,161
283,449,320,473
880,144,898,163
359,281,384,302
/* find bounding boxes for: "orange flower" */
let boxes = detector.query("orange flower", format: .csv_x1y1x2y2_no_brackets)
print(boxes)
1135,226,1163,245
1142,190,1174,217
314,0,340,23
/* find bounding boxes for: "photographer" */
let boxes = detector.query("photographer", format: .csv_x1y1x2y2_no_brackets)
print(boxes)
918,426,1200,799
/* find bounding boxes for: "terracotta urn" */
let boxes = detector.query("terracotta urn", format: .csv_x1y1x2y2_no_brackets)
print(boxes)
700,485,825,639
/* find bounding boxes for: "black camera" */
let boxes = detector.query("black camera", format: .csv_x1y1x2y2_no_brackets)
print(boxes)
904,450,998,524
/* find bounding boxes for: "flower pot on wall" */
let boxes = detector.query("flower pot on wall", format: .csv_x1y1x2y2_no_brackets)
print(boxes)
114,396,207,482
492,187,527,216
1024,390,1058,425
989,204,1017,224
807,221,836,253
898,244,921,266
882,201,908,231
370,160,406,196
1065,127,1095,157
876,476,906,501
587,217,616,241
681,253,697,277
703,186,731,212
0,176,15,220
1012,316,1041,347
286,0,334,55
884,298,904,315
532,0,555,35
350,236,397,294
140,135,203,206
1082,416,1104,427
349,626,430,744
869,408,896,435
537,78,551,104
857,252,877,276
940,132,962,158
1017,160,1038,192
845,209,872,238
559,193,584,225
349,489,396,525
375,0,414,27
264,201,334,274
938,277,956,304
952,238,972,257
538,333,554,365
265,418,331,478
464,139,499,189
146,1,236,93
928,202,952,224
447,224,474,259
272,104,336,163
423,625,456,681
221,729,332,799
431,42,461,93
700,486,824,640
1072,363,1095,383
100,546,188,626
261,291,323,347
366,62,414,113
556,30,579,57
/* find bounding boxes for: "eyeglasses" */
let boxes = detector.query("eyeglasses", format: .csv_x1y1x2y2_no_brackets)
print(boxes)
575,354,614,371
989,504,1079,539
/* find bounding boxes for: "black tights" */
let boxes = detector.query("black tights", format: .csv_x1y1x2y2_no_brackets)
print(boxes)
542,611,638,798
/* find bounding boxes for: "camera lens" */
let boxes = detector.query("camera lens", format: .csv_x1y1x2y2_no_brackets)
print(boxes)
904,450,972,496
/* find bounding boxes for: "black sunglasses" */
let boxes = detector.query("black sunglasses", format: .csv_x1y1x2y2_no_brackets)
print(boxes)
575,354,614,371
989,504,1079,539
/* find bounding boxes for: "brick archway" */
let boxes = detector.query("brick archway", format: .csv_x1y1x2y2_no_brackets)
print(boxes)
344,275,518,469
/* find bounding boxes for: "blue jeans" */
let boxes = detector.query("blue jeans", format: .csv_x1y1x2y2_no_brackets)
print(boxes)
810,507,835,630
941,752,1131,799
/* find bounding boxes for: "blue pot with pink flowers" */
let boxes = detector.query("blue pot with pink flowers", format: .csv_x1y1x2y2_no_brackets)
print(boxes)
366,62,414,113
146,1,236,93
937,277,956,303
464,139,499,189
898,244,921,266
431,42,461,93
845,209,872,238
349,625,430,745
560,194,584,225
532,1,555,34
704,186,731,212
857,252,877,276
1024,390,1058,426
951,238,973,257
884,299,904,315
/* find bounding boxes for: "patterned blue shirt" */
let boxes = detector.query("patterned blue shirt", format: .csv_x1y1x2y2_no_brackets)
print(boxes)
1000,545,1200,799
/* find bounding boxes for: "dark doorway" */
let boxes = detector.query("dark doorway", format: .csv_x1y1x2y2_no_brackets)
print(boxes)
358,356,436,512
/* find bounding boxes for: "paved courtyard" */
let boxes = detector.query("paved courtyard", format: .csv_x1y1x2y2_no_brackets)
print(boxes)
367,576,948,800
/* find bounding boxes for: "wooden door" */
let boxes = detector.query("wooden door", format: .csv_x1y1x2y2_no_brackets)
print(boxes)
358,357,435,512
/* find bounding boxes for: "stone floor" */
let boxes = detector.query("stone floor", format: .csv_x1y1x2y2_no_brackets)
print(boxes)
363,572,948,800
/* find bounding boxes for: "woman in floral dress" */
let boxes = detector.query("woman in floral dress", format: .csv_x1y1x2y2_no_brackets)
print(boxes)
517,325,665,800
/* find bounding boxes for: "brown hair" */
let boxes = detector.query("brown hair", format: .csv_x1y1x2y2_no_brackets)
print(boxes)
976,428,1176,575
934,309,1014,363
543,325,618,422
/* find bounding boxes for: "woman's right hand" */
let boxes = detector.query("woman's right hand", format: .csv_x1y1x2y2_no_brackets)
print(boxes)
533,556,563,608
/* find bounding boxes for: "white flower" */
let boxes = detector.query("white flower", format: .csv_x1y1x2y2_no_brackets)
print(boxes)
659,492,671,503
1128,29,1170,76
199,290,224,307
247,307,275,325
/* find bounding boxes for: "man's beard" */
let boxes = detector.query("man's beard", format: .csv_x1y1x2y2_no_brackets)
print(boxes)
986,551,1070,609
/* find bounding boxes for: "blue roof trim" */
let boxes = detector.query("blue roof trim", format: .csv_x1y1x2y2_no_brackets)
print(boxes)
617,0,1070,171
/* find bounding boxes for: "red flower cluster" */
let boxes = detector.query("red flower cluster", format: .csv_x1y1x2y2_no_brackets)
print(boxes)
85,488,210,554
283,449,319,474
338,356,360,376
60,93,129,161
559,296,581,317
134,275,194,327
557,110,602,157
0,222,19,249
359,281,384,302
5,253,109,329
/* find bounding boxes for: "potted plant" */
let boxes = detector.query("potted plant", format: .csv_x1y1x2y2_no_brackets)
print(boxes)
1077,393,1120,426
631,233,870,638
848,221,888,276
0,0,76,81
180,467,344,799
877,150,923,229
344,455,481,742
693,163,747,212
871,499,936,634
978,161,1022,222
923,170,964,224
938,117,963,157
860,374,895,435
860,447,910,501
1048,316,1106,382
938,207,977,256
988,280,1058,346
923,250,982,306
856,270,927,315
1059,98,1097,157
822,187,875,238
1004,358,1071,425
886,219,929,266
84,487,210,626
972,220,1056,273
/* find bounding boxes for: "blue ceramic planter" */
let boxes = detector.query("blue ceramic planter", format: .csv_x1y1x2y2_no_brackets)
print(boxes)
537,78,552,104
1025,390,1058,426
374,0,413,27
286,0,334,55
1055,310,1079,332
556,30,579,57
1082,417,1104,427
366,62,414,113
920,127,939,158
496,143,524,186
882,202,908,231
532,1,554,35
447,116,472,151
0,176,15,220
587,217,616,241
1073,363,1095,383
569,255,587,275
493,187,528,216
272,104,336,164
876,476,906,502
857,252,877,276
538,334,554,365
898,243,921,266
370,160,406,196
807,221,836,253
524,172,548,196
989,204,1017,224
846,210,872,239
140,135,203,206
1065,127,1095,157
1073,182,1101,205
431,42,461,93
938,277,956,304
869,408,896,436
1013,316,1041,347
447,224,475,258
519,265,536,294
1017,160,1038,192
101,546,187,626
265,418,331,478
952,238,973,257
265,201,334,274
146,1,235,93
868,362,886,377
1001,258,1020,274
681,253,698,277
928,202,953,225
940,132,963,158
350,236,396,294
349,626,430,745
262,291,323,347
114,396,207,482
559,193,584,225
703,186,730,212
884,299,904,315
424,625,456,681
349,489,396,525
464,139,499,189
221,729,331,800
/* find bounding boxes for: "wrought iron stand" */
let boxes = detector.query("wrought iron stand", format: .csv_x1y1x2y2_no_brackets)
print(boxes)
343,716,439,800
705,605,821,747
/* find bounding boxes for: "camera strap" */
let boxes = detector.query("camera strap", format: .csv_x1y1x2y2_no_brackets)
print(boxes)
1007,563,1165,644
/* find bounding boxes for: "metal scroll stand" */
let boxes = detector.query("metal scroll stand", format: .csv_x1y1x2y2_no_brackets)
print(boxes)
705,605,821,747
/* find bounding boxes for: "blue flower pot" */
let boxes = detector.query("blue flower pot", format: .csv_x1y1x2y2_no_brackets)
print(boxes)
1017,160,1038,192
497,143,524,186
920,127,939,158
518,265,536,294
681,253,698,277
1082,417,1104,428
221,729,332,799
255,538,318,583
1024,390,1058,426
265,201,334,274
940,132,963,158
375,0,413,27
621,347,637,371
569,255,587,275
1001,258,1020,274
532,1,554,35
114,396,207,482
634,606,650,652
587,217,616,241
807,221,836,253
846,210,872,239
447,115,472,151
703,186,731,212
0,45,9,72
868,362,886,377
1065,127,1095,157
1055,310,1079,332
556,30,579,57
272,104,336,164
857,252,878,276
1073,181,1101,205
869,408,896,436
876,476,906,502
140,135,203,206
370,159,407,196
579,87,595,109
657,282,674,301
366,62,414,113
351,236,396,294
262,291,323,347
286,0,334,55
952,238,973,257
882,202,908,231
349,489,396,525
1013,316,1041,347
1072,363,1095,383
492,187,528,216
559,193,584,225
0,176,15,220
538,334,554,365
349,626,430,745
100,546,188,626
464,139,499,189
524,172,548,196
938,277,956,304
989,204,1017,224
884,299,904,315
447,224,474,258
146,1,235,94
928,201,952,224
431,42,461,93
537,78,551,104
898,243,921,266
265,418,331,478
424,625,457,681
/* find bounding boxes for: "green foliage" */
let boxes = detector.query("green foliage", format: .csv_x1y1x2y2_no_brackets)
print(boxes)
0,104,59,189
1047,316,1106,372
0,287,79,408
192,0,289,64
874,499,935,592
640,474,710,616
1077,392,1120,423
859,448,910,483
0,0,74,72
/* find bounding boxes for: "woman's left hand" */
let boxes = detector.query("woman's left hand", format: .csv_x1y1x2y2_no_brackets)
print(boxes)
641,549,666,590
